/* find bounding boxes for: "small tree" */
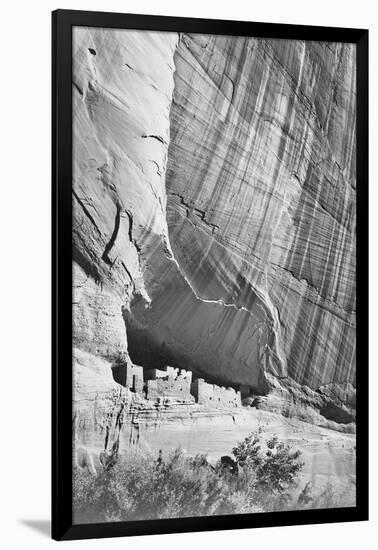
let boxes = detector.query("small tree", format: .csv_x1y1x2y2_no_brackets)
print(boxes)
232,430,304,494
258,436,304,492
231,428,263,469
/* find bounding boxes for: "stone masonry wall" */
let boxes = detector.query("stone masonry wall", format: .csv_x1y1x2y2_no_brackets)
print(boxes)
145,367,193,401
114,362,241,409
191,378,241,408
112,363,144,392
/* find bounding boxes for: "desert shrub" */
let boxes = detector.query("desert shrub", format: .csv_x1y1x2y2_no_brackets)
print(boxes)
232,431,304,492
73,447,257,523
231,428,263,469
73,449,156,522
257,436,304,491
73,431,318,523
231,430,304,511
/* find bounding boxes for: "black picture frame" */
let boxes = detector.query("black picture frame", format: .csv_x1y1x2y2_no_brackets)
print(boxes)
52,9,369,541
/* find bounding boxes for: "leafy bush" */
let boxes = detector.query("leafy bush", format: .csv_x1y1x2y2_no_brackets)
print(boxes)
232,430,304,492
74,447,263,523
231,429,304,511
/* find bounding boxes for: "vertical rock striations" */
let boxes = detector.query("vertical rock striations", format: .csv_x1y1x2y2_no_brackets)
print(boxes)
164,35,356,401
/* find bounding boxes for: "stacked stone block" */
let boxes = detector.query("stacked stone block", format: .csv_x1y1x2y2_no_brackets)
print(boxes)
145,366,194,401
191,378,241,408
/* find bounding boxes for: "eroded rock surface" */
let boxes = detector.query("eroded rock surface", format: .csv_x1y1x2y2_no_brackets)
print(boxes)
164,35,356,395
72,29,356,433
73,28,178,362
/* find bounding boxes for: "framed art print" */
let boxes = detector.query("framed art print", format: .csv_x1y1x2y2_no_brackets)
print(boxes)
52,9,368,541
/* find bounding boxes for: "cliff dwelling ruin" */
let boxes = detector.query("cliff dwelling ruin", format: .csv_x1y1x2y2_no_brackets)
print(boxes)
111,363,242,409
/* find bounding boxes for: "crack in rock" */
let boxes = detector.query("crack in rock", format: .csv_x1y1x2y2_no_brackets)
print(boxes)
102,204,121,265
141,134,167,146
169,192,220,234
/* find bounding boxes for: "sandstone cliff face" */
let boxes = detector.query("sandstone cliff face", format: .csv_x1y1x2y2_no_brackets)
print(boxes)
72,29,356,419
163,36,356,400
72,28,178,361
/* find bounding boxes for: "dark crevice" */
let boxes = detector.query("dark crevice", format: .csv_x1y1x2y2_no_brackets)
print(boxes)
73,190,101,235
169,192,219,234
125,210,141,254
102,204,121,265
148,159,162,176
121,261,135,288
104,425,109,450
72,81,84,96
141,134,167,145
224,74,235,104
88,48,96,56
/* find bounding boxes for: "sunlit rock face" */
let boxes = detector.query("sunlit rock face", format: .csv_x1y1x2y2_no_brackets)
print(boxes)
72,28,178,362
72,29,356,410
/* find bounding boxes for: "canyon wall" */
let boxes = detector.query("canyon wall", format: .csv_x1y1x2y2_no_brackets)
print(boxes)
164,35,356,402
72,27,178,360
72,28,356,419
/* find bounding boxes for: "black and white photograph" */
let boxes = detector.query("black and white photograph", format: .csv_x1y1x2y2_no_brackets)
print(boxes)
71,25,359,525
0,0,375,547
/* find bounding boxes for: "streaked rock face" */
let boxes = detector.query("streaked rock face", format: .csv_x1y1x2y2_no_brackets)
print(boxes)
72,29,356,416
164,35,356,398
